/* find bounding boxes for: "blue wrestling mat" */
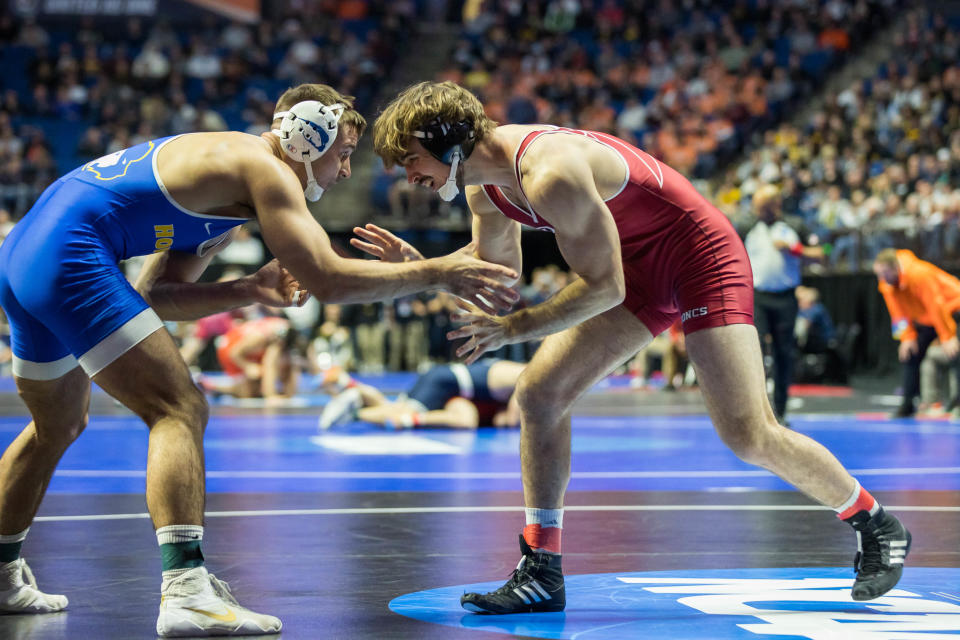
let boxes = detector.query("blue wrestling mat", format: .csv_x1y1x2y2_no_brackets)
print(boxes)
390,567,960,639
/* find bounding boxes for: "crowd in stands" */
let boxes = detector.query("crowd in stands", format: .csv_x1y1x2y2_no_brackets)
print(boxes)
373,0,901,230
0,2,422,218
438,0,897,178
3,2,960,384
711,7,960,270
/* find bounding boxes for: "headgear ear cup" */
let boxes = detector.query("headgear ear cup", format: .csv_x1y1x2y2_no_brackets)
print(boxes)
413,119,475,202
272,101,345,202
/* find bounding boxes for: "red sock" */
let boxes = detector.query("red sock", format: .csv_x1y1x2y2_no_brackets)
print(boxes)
836,483,879,520
523,524,562,554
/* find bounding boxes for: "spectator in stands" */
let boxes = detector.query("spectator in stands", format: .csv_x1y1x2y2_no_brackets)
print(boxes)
0,2,421,223
309,303,354,373
795,285,836,355
873,248,960,419
711,7,960,270
440,0,893,182
388,294,429,372
345,302,387,373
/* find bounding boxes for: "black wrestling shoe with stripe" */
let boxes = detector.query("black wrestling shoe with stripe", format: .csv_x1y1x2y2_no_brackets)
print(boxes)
848,507,912,601
460,535,565,614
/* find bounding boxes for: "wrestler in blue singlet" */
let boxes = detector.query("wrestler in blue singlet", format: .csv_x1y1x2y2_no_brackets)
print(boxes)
0,135,248,379
406,360,496,412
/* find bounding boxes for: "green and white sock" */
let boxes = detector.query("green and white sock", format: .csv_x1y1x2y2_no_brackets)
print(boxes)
0,528,28,563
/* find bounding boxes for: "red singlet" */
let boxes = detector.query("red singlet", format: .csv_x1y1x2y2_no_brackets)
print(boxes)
482,127,753,335
216,316,289,377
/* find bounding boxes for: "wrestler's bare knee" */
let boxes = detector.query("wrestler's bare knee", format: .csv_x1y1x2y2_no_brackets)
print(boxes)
515,373,573,425
137,383,209,435
714,414,782,466
41,413,88,450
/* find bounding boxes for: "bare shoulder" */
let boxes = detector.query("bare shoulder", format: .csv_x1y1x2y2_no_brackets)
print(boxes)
157,132,299,216
518,129,624,200
465,184,500,216
518,134,590,187
173,132,284,176
520,148,591,202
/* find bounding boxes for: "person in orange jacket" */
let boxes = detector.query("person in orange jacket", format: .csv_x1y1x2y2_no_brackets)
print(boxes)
872,248,960,417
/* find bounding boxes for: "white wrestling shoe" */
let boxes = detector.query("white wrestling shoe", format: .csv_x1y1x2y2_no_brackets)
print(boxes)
318,387,362,431
156,566,281,637
0,558,68,613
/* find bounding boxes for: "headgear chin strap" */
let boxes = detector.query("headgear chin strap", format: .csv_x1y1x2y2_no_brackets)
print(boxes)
413,119,475,202
436,151,461,202
272,101,345,202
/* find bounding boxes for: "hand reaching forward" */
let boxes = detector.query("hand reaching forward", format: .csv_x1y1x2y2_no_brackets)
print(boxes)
447,298,512,364
350,223,425,262
249,259,310,308
438,242,520,314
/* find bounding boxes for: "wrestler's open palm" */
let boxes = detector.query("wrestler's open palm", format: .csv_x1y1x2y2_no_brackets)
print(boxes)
447,298,510,364
251,259,309,308
440,243,520,314
350,223,425,262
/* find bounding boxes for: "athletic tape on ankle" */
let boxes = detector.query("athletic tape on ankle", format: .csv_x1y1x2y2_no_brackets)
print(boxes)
523,524,562,554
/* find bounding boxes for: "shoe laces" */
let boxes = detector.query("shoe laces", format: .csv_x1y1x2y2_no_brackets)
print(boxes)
855,529,888,576
207,574,239,607
18,559,37,589
494,555,543,595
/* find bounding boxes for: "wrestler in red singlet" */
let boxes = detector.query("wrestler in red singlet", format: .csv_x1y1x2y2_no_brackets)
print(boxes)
482,127,754,336
216,316,290,377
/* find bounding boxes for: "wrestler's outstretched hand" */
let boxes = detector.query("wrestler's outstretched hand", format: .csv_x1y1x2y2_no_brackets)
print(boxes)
250,258,310,308
438,242,519,314
350,223,425,262
447,297,511,364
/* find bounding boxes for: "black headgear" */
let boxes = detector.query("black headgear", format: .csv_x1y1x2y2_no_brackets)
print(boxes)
412,118,477,201
412,118,476,164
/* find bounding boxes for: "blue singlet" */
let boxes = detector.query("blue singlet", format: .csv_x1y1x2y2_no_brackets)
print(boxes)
0,135,248,379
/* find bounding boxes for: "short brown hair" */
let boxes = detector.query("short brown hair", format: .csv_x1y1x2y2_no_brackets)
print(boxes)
274,84,366,137
874,248,899,267
373,81,498,167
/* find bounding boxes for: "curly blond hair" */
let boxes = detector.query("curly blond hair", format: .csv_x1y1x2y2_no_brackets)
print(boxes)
274,83,367,137
373,81,497,167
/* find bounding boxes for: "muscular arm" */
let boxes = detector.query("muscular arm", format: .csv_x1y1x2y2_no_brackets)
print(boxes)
501,151,625,343
466,186,522,283
247,155,516,306
135,230,256,320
